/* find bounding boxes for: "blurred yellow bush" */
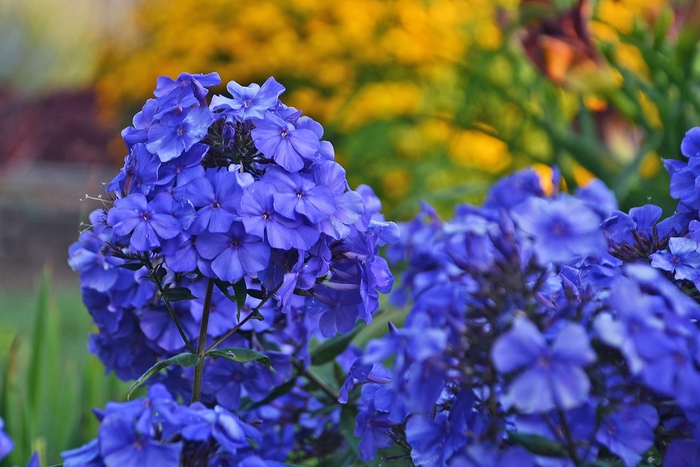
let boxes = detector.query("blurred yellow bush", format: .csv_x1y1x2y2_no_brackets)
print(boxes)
96,0,693,216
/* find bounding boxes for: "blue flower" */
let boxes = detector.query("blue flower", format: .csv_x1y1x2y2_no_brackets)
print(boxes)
681,127,700,158
595,404,658,467
0,417,13,462
492,317,595,413
665,439,700,467
99,416,182,467
263,168,336,223
210,76,285,120
251,113,320,172
512,196,607,265
107,192,182,252
61,439,104,467
147,106,213,162
651,237,700,281
196,222,271,283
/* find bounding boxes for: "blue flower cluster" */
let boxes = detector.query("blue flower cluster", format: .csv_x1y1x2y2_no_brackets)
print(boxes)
67,73,397,465
343,131,700,466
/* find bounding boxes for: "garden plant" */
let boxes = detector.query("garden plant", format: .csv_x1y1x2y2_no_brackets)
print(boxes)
5,59,700,467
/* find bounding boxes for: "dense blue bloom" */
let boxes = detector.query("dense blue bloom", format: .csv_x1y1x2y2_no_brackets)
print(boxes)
69,72,401,466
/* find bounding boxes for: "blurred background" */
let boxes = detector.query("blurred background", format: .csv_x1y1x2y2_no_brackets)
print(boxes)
3,0,700,464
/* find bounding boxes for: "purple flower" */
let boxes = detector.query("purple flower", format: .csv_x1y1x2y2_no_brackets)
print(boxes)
0,417,13,461
484,168,544,210
251,113,320,172
122,99,158,149
492,317,595,413
179,403,261,456
154,72,221,116
210,76,285,120
98,416,181,467
354,409,394,462
107,192,182,251
595,404,658,467
263,168,336,223
147,106,213,162
512,196,607,265
665,439,700,467
651,237,700,281
681,127,700,158
307,286,362,337
61,439,104,467
106,143,161,196
196,222,271,282
238,183,319,250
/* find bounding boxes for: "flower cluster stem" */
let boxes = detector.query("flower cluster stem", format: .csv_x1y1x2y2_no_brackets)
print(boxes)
192,278,215,404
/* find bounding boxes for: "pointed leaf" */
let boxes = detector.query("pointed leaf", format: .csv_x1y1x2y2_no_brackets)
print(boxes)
118,262,145,271
310,320,364,366
128,352,199,399
161,286,197,301
233,279,248,311
208,347,273,370
507,431,567,458
240,377,297,412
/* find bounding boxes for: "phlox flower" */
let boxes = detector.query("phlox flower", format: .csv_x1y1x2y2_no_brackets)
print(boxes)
107,192,182,252
651,236,700,281
147,106,213,162
513,196,607,265
595,404,658,467
251,113,320,172
492,317,595,413
210,76,285,120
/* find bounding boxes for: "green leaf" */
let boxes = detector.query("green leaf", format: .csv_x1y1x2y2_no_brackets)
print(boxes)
507,431,567,458
118,262,145,271
128,353,200,399
161,287,197,302
310,320,364,366
208,347,273,370
239,378,297,412
232,279,247,311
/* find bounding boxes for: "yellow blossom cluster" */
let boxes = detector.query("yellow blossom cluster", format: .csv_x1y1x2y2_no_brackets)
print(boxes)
96,0,517,210
96,0,678,213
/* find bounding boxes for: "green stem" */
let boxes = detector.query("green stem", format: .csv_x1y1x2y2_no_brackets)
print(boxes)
556,407,583,467
149,266,195,354
205,283,282,353
191,278,215,404
294,362,340,400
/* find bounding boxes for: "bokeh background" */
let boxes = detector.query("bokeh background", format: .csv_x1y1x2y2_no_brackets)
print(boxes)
2,0,700,464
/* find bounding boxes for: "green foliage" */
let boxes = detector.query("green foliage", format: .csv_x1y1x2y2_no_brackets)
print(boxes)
208,348,273,369
127,353,201,399
0,269,129,467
